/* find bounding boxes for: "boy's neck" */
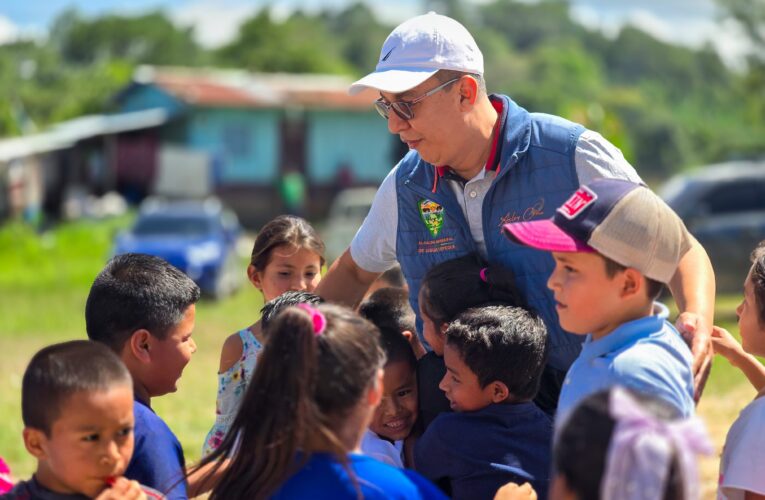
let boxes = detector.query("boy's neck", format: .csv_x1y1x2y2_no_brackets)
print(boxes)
132,379,152,407
590,299,656,341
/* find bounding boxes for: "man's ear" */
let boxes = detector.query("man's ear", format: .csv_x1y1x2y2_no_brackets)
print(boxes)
402,330,414,341
127,329,152,364
247,264,262,290
620,268,642,299
458,75,479,108
489,381,510,403
23,427,48,459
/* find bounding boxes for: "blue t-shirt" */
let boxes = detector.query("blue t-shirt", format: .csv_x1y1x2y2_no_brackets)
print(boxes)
556,303,695,426
272,453,446,500
414,402,553,500
125,399,187,500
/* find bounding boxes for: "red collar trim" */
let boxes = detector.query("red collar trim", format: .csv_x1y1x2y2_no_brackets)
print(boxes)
435,98,504,179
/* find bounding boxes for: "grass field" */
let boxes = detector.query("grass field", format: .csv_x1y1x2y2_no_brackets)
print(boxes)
0,217,758,499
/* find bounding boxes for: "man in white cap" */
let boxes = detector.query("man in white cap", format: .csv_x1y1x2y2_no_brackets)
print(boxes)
316,12,714,410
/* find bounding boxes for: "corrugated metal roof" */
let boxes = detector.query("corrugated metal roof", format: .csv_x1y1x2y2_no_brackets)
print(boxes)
134,65,377,110
0,108,168,163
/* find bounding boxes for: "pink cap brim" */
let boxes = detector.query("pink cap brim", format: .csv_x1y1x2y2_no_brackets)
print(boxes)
503,220,595,253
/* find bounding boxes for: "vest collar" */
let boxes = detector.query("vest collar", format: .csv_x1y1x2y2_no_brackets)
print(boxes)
407,94,532,193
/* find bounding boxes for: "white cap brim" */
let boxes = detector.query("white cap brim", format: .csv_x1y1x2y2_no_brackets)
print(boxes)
348,68,438,95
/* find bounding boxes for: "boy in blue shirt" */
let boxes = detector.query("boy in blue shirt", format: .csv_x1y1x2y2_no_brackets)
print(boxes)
414,305,552,499
504,178,695,423
86,253,200,500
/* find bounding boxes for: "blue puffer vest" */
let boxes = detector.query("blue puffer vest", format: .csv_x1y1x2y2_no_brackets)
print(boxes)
395,94,585,370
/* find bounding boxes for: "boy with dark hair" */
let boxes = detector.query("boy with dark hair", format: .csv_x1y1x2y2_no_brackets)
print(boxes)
359,287,426,359
504,178,695,422
414,305,552,499
360,325,419,468
259,290,323,334
86,253,200,499
7,340,163,499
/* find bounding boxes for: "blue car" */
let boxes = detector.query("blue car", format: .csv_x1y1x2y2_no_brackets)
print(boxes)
114,198,243,299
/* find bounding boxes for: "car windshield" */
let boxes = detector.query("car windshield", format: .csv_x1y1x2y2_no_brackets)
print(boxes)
133,215,213,237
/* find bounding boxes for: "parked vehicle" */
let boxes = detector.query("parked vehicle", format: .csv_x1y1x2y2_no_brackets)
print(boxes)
114,197,242,299
660,160,765,292
320,187,378,263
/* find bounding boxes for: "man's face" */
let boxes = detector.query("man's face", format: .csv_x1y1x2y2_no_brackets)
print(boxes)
32,385,135,498
547,252,626,340
440,343,495,412
379,76,463,167
146,303,197,397
369,360,418,441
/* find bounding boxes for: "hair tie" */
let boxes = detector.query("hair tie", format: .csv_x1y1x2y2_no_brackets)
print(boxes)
600,387,713,500
479,267,489,283
296,303,326,336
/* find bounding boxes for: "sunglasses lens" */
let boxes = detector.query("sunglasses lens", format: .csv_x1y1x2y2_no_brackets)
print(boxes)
374,101,389,119
392,103,413,121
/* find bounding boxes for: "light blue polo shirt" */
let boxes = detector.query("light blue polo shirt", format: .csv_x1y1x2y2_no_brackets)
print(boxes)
556,303,694,427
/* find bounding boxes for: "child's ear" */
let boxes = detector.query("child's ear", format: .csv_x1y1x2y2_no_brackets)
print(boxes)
367,368,384,407
23,427,48,459
128,329,153,364
490,381,510,403
247,264,263,290
439,322,449,337
620,268,642,299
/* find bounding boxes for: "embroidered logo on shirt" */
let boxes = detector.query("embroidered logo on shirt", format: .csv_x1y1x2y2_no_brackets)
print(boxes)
558,187,597,220
418,199,444,237
498,198,546,229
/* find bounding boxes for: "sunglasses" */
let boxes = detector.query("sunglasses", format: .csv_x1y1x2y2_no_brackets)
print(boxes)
374,77,461,121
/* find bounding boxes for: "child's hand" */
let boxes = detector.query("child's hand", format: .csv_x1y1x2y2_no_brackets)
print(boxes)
711,325,745,364
494,482,537,500
94,477,147,500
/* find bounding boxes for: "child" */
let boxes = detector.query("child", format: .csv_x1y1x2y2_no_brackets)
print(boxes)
192,304,447,499
7,340,164,499
415,305,552,499
359,324,419,468
259,290,323,337
504,178,695,421
360,286,426,359
204,215,324,455
550,387,712,500
417,254,528,427
364,264,408,300
712,242,765,499
86,253,200,499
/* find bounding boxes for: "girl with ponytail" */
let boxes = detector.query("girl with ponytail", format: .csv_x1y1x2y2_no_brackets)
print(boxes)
193,303,445,499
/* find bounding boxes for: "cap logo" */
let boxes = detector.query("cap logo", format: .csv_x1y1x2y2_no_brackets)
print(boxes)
558,186,597,220
381,46,395,62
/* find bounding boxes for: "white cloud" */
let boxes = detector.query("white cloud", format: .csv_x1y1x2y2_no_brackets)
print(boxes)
0,15,20,45
169,0,256,48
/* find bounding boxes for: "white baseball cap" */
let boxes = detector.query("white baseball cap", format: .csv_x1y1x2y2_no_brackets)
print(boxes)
349,12,484,96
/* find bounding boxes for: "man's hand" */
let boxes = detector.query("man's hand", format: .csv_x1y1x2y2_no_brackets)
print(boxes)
675,311,713,403
494,482,537,500
95,478,147,500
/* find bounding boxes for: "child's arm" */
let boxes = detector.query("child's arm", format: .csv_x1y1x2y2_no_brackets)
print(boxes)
712,326,765,392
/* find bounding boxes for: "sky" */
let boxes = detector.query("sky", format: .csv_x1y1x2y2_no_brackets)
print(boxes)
0,0,753,68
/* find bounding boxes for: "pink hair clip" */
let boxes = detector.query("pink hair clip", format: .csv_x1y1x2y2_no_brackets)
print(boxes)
296,303,327,336
479,267,489,283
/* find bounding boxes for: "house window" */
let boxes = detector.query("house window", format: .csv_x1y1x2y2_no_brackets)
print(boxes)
222,124,251,158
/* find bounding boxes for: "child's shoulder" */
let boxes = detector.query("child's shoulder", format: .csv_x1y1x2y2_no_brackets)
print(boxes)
219,327,259,373
133,400,180,443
